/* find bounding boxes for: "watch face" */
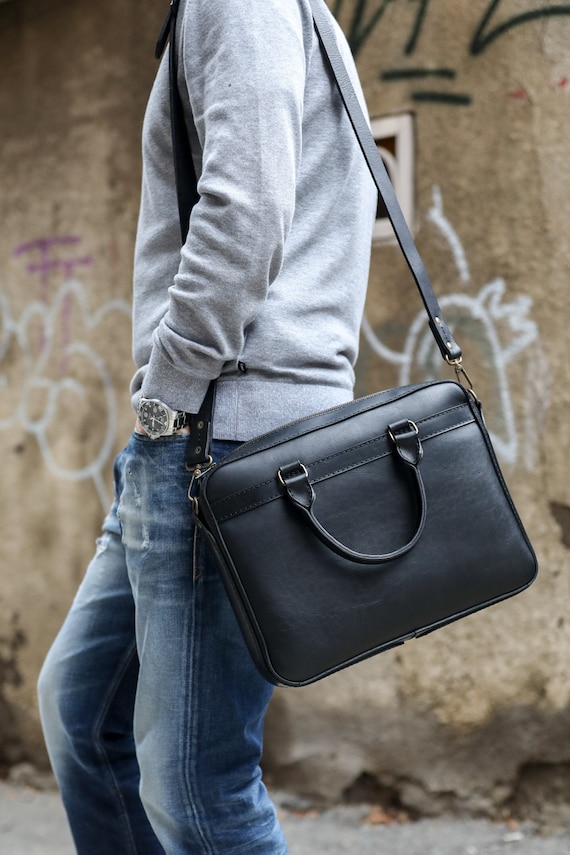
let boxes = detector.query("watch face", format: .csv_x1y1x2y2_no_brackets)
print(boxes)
139,399,169,438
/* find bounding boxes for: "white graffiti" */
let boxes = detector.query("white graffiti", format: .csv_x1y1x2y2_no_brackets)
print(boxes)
0,276,130,509
426,185,470,284
362,186,548,468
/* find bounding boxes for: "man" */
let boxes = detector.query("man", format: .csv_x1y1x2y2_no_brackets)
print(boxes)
38,0,376,851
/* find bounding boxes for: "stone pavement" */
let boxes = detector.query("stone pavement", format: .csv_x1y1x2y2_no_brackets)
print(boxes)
1,777,570,854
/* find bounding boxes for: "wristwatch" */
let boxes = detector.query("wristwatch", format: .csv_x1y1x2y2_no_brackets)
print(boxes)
137,397,189,440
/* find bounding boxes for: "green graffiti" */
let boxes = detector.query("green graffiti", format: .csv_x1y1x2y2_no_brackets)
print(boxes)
332,0,433,57
332,0,570,60
332,0,396,56
404,0,433,54
470,0,570,55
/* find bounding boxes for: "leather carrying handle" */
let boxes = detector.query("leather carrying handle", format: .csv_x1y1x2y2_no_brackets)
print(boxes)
278,421,427,564
160,0,464,465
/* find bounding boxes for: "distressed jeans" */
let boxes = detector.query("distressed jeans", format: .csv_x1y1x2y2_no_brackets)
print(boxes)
38,432,288,855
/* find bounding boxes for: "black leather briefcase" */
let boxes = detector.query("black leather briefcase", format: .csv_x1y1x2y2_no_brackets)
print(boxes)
195,379,537,685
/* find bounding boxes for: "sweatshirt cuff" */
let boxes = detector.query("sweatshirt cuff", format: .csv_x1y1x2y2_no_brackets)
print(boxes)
140,344,214,414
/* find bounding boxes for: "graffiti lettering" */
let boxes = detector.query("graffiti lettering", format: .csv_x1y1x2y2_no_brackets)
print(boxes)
14,236,93,367
470,0,570,55
333,0,435,58
15,236,92,303
332,0,395,58
1,239,130,509
334,0,570,106
403,0,431,55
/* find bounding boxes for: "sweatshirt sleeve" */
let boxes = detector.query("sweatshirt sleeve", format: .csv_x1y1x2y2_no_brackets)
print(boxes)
140,0,310,412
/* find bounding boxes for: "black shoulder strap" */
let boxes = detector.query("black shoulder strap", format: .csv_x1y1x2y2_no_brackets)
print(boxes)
159,0,463,466
308,0,460,362
157,0,214,467
167,0,199,242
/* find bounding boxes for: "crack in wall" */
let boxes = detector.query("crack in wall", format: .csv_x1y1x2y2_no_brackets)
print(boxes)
0,611,27,770
550,502,570,549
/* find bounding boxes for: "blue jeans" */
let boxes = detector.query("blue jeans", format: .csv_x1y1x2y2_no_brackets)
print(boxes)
38,432,288,854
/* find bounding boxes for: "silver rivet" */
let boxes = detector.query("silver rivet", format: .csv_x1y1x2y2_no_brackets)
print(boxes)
435,316,442,325
197,421,204,430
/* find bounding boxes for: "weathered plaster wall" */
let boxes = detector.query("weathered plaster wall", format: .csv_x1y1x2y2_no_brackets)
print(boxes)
1,0,569,819
0,0,165,767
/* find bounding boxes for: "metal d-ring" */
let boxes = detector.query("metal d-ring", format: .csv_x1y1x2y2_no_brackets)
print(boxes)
277,462,309,488
388,420,419,445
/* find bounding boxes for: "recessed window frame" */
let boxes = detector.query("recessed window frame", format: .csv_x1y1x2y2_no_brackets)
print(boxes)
371,113,415,243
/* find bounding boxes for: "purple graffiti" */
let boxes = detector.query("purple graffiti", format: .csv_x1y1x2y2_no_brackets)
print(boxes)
14,236,92,301
14,236,93,364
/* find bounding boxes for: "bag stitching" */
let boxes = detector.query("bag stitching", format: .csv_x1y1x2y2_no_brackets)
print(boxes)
213,415,475,522
214,382,467,465
211,403,470,509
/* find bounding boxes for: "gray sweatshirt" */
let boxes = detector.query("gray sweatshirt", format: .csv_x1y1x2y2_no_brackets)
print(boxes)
131,0,377,440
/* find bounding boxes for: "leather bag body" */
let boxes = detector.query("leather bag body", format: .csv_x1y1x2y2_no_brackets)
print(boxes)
196,380,537,686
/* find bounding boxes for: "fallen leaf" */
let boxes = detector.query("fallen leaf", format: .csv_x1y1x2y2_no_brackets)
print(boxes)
364,806,395,826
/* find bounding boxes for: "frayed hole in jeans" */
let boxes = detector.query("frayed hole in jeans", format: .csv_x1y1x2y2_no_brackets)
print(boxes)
142,525,150,551
95,533,111,557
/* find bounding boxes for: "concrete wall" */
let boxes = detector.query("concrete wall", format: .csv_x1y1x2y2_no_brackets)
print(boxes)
0,0,165,766
1,0,570,819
